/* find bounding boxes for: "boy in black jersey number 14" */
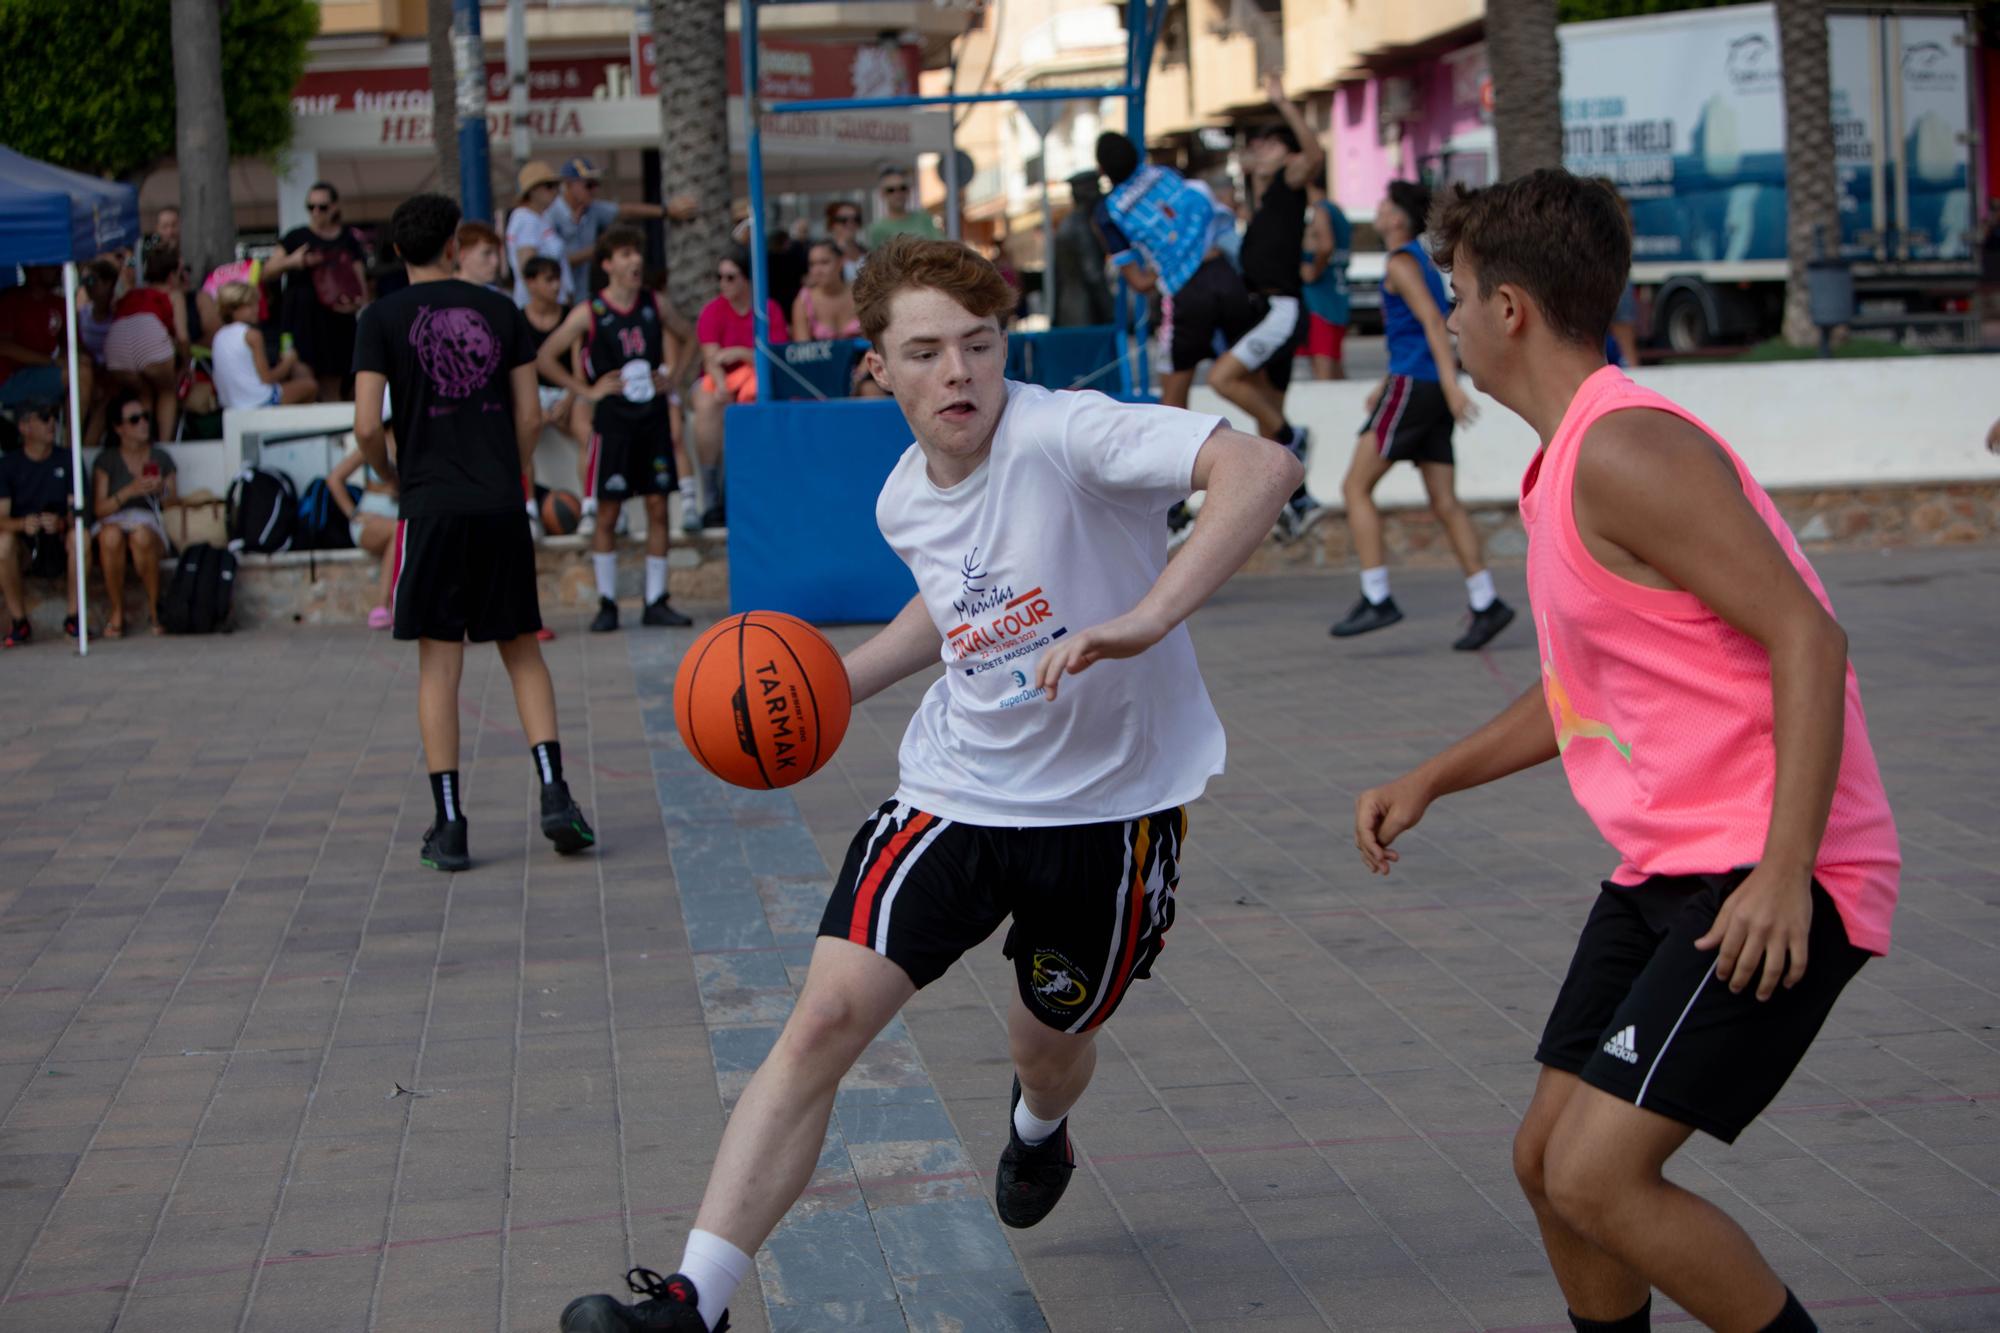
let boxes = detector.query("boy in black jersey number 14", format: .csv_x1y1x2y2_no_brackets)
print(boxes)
536,225,699,633
352,193,597,873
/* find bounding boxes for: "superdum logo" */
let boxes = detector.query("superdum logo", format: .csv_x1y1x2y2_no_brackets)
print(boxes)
1029,950,1089,1010
1724,34,1780,92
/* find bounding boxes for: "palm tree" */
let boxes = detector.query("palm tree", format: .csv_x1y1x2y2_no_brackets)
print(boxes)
170,0,232,282
1776,0,1837,346
428,0,460,200
657,0,731,323
1486,0,1563,181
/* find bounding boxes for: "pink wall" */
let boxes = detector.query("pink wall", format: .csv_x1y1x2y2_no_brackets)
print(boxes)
1330,41,1488,217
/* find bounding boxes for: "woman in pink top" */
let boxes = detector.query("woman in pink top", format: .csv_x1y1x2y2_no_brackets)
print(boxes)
1352,172,1896,1333
689,250,787,530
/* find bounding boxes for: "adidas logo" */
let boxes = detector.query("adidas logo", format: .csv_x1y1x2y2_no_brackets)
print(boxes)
1602,1025,1639,1064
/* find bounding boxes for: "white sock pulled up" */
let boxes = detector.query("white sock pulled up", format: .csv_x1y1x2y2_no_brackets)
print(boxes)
675,1228,751,1331
645,555,669,605
1013,1095,1067,1147
1466,568,1496,613
593,552,618,603
1359,566,1391,605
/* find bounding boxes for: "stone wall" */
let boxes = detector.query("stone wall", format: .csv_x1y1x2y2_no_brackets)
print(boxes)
14,483,1996,635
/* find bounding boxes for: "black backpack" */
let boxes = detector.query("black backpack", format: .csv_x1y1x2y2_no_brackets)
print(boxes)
158,543,237,634
228,466,298,554
296,477,358,551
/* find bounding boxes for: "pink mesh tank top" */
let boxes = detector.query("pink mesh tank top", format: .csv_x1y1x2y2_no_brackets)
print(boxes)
1519,367,1899,954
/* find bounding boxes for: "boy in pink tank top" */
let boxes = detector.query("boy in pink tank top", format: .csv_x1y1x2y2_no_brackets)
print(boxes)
1351,171,1898,1333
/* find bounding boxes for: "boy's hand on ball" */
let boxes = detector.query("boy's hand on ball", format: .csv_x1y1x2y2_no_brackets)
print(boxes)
1035,609,1168,701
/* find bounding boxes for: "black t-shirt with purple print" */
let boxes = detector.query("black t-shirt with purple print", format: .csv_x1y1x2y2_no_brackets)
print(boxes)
354,278,536,517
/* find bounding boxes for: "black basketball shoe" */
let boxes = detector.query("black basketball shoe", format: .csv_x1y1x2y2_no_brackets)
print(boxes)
995,1076,1075,1229
539,780,596,855
560,1268,727,1332
1329,595,1404,638
420,817,469,873
641,596,692,628
1451,598,1517,652
590,597,620,634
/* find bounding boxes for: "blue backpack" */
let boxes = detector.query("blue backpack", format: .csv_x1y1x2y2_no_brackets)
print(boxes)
296,477,360,551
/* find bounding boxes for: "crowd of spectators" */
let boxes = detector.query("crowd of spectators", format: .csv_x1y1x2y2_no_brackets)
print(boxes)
0,154,1000,644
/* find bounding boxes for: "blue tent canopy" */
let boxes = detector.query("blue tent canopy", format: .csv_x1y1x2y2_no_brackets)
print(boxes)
0,144,141,268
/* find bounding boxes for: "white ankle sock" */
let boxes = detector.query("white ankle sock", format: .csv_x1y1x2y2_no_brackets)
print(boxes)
676,1229,751,1331
1360,566,1391,605
1013,1096,1066,1147
645,555,669,605
1466,568,1496,612
593,552,618,602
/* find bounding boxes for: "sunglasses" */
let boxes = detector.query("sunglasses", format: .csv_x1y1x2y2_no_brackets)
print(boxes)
120,412,148,425
833,214,861,225
882,185,910,195
582,180,601,190
307,202,333,212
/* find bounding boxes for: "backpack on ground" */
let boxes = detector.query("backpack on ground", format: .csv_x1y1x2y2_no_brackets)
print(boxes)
296,477,359,551
158,543,237,634
227,466,298,554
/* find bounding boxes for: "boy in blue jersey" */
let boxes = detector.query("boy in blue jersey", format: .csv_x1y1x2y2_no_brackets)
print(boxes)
1329,180,1515,652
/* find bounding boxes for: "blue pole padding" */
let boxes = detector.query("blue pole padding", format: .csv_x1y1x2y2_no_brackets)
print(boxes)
763,85,1134,116
453,0,492,222
741,0,770,403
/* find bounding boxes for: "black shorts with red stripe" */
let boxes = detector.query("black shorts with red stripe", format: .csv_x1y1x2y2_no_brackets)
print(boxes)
818,800,1188,1033
1362,373,1454,466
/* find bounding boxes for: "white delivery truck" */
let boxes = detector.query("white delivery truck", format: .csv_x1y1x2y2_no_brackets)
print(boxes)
1560,4,1982,349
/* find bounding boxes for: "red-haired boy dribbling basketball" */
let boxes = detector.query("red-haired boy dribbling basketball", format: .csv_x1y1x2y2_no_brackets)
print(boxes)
560,236,1303,1331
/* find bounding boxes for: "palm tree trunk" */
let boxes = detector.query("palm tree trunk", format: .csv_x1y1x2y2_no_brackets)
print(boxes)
1777,0,1836,346
428,0,460,200
1486,0,1563,181
170,0,232,283
657,0,731,321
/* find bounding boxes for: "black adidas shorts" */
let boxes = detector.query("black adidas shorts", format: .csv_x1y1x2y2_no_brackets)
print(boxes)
818,801,1187,1033
391,511,542,643
587,403,675,502
1362,374,1454,466
1535,869,1870,1143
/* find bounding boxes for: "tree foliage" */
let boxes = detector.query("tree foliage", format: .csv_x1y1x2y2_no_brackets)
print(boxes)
0,0,317,179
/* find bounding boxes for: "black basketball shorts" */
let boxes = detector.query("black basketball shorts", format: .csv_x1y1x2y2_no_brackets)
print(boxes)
1362,374,1455,466
391,511,543,643
586,403,675,503
1161,256,1256,374
1536,869,1871,1143
818,800,1188,1033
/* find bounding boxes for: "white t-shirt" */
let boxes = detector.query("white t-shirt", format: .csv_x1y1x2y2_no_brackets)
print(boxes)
506,205,570,307
210,322,274,410
877,381,1227,826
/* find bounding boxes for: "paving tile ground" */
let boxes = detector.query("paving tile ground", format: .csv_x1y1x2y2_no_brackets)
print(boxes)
0,545,1995,1332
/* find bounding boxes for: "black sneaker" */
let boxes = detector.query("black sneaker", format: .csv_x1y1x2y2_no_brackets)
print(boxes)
641,596,692,628
560,1267,726,1332
420,817,469,872
1452,598,1516,652
995,1076,1075,1229
589,597,620,634
2,618,29,648
699,505,725,531
540,779,597,855
1329,595,1404,638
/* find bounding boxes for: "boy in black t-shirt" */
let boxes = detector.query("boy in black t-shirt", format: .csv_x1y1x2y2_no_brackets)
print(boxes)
0,400,81,647
353,193,596,872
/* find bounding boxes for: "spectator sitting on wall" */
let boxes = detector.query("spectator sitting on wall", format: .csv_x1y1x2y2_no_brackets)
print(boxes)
212,282,316,409
689,249,788,530
280,181,369,401
104,247,185,443
791,239,862,342
826,200,868,283
455,220,506,292
0,265,87,417
548,156,697,298
327,438,400,631
0,399,81,648
91,389,177,638
865,164,940,249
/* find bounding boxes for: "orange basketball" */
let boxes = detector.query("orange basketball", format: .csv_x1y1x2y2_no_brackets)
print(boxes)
540,489,582,536
674,611,851,789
